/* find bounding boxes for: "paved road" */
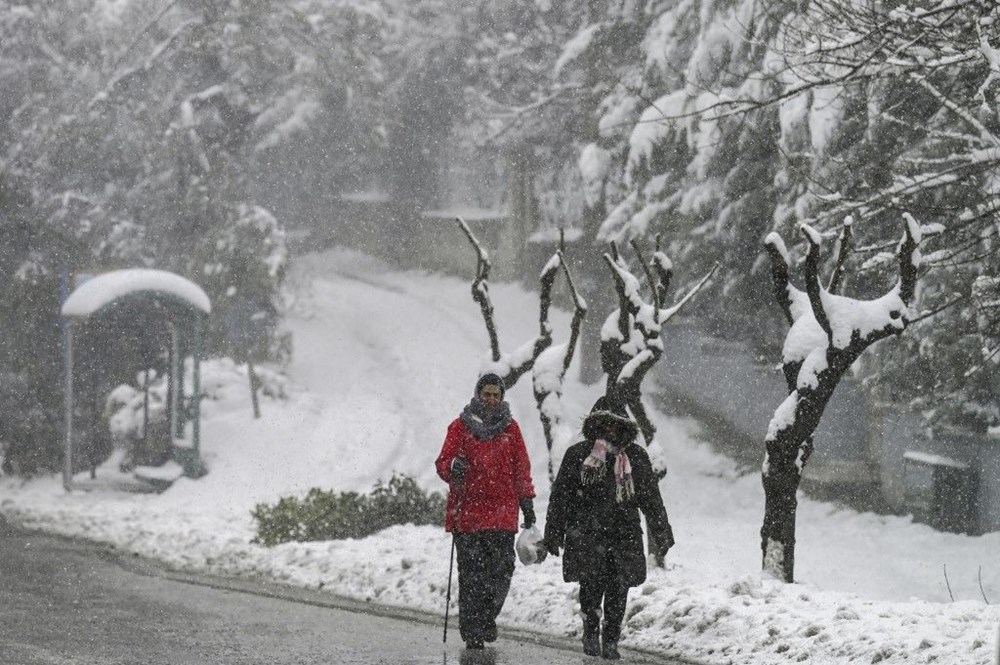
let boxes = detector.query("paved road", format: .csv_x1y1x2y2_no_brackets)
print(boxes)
0,517,673,664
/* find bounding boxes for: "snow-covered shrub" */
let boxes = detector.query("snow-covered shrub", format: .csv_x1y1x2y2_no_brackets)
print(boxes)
104,372,171,470
197,357,290,403
250,473,446,546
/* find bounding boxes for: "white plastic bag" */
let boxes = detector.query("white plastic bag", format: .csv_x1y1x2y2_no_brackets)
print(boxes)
516,525,545,565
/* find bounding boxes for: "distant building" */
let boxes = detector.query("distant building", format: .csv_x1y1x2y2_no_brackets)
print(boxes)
324,189,525,280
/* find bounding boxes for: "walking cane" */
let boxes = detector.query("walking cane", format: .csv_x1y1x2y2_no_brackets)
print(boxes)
441,474,462,644
443,532,457,642
443,475,464,643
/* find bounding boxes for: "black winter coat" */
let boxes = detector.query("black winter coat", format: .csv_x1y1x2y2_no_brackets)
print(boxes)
544,439,673,587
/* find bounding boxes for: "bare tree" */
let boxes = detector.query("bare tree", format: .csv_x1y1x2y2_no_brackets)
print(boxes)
457,216,552,386
761,214,921,582
458,218,585,478
600,236,717,459
531,236,587,479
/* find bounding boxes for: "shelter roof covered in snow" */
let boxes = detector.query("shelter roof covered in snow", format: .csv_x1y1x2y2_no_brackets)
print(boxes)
61,269,211,319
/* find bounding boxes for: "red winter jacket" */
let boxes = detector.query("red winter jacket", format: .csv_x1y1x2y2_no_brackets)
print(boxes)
435,417,535,533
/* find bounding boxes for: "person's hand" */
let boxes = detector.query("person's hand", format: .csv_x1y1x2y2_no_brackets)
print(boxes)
534,547,548,564
450,456,468,481
519,498,536,528
652,545,669,568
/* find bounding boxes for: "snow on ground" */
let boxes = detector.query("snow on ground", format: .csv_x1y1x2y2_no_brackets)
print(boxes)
1,247,998,664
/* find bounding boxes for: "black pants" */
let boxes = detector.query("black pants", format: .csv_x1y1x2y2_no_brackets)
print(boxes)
579,571,629,643
454,531,515,642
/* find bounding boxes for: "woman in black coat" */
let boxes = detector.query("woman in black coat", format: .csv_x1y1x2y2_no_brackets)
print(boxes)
543,396,674,660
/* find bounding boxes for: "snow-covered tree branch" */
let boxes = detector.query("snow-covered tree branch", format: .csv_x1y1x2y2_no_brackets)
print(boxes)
532,246,587,480
599,237,716,466
458,218,587,478
761,214,922,583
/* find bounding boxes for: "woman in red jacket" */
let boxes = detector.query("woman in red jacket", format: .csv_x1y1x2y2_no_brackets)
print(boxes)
436,372,537,650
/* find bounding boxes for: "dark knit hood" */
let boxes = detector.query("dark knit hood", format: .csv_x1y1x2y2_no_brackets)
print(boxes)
460,372,511,440
474,372,505,399
582,396,639,445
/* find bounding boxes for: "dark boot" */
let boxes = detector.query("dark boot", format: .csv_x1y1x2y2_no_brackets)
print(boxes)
602,618,622,660
582,616,601,657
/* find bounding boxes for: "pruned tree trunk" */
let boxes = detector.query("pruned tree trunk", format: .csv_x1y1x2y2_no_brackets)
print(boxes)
532,240,587,480
247,358,261,419
457,217,502,363
460,219,588,478
457,216,553,387
761,215,921,582
599,237,717,453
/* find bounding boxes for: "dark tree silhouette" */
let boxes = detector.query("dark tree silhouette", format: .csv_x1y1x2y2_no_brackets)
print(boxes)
531,237,587,480
761,215,921,582
457,218,585,477
599,237,717,460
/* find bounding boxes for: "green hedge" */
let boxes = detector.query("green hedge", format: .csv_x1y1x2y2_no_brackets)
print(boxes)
251,473,446,546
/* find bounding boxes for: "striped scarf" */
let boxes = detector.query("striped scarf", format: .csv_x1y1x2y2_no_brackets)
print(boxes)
581,439,635,503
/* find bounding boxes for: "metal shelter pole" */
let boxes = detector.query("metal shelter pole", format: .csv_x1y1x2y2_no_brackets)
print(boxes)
192,314,202,464
168,323,178,444
63,323,74,492
176,336,186,439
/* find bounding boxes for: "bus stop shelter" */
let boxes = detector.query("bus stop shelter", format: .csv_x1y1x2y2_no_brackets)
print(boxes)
60,269,211,491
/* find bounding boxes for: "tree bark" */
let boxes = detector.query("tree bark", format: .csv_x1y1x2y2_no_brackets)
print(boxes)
761,434,801,582
760,218,920,582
